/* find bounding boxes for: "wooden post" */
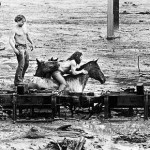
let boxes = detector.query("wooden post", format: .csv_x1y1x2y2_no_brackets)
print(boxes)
104,95,109,119
144,91,148,120
138,55,140,72
51,94,57,119
12,94,17,123
113,0,119,30
107,0,114,39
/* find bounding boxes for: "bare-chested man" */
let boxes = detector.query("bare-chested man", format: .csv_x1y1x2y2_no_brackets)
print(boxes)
9,15,34,86
52,51,88,91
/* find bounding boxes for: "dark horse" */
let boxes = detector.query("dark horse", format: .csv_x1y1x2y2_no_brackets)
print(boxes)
28,59,106,92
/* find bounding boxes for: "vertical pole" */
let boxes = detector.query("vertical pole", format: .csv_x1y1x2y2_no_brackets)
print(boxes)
51,94,57,119
113,0,119,30
104,95,109,119
107,0,114,39
12,94,17,123
144,91,148,120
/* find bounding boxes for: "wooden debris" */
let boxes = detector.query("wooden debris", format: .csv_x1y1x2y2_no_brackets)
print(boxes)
75,137,86,150
84,134,94,139
113,134,147,143
44,138,85,150
58,137,85,150
45,141,60,150
57,131,83,138
57,124,72,131
24,127,45,139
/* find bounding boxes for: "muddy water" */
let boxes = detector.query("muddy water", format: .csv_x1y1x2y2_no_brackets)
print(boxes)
1,0,150,93
1,1,150,150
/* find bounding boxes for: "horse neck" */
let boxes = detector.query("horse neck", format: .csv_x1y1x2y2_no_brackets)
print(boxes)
79,63,90,72
81,74,89,91
76,63,91,91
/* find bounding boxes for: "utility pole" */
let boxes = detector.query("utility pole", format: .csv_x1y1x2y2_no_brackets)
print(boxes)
113,0,119,30
107,0,119,39
107,0,114,39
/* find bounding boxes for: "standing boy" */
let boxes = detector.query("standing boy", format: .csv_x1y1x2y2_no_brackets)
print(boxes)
9,15,34,86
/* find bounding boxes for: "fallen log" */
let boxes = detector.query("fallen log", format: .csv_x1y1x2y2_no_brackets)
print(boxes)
57,124,72,131
57,131,84,138
75,136,86,150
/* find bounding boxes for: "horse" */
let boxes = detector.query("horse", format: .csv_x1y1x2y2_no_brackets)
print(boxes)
27,59,106,92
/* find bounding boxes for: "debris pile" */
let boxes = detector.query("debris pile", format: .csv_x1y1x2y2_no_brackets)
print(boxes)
113,133,147,143
45,137,85,150
24,127,45,139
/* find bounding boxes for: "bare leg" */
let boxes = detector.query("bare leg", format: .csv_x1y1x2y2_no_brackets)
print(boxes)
52,71,67,91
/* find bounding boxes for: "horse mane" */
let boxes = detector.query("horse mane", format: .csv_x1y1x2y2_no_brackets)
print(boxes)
77,60,93,71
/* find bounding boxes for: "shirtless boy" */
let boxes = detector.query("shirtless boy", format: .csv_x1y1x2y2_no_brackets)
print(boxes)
9,15,34,86
52,51,88,91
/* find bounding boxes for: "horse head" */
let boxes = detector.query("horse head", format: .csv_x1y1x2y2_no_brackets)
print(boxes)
79,59,106,84
34,59,45,77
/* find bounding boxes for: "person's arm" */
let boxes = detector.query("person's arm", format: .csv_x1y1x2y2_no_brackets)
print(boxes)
25,23,34,51
26,32,34,51
9,30,19,55
70,60,87,75
76,63,82,69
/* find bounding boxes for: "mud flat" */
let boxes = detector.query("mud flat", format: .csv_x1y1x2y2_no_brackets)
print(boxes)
0,0,150,149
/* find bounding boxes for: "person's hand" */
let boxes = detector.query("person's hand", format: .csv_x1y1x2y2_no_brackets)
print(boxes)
82,69,88,74
14,48,19,55
29,44,34,51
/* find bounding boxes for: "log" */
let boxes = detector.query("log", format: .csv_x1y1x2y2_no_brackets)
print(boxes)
57,131,85,138
75,137,86,150
57,124,72,131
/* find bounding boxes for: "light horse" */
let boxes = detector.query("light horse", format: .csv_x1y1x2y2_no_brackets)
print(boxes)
27,59,106,92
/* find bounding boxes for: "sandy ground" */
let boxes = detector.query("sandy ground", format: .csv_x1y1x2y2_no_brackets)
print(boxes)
1,0,150,149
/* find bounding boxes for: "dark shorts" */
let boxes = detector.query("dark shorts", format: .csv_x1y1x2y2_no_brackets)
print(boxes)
53,70,64,76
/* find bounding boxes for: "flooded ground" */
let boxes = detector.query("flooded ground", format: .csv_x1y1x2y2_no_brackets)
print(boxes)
1,0,150,149
1,0,150,92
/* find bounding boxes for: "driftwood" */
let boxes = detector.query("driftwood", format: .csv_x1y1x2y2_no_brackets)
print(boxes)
57,124,72,131
75,137,86,150
58,137,86,150
45,137,85,150
57,131,83,138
